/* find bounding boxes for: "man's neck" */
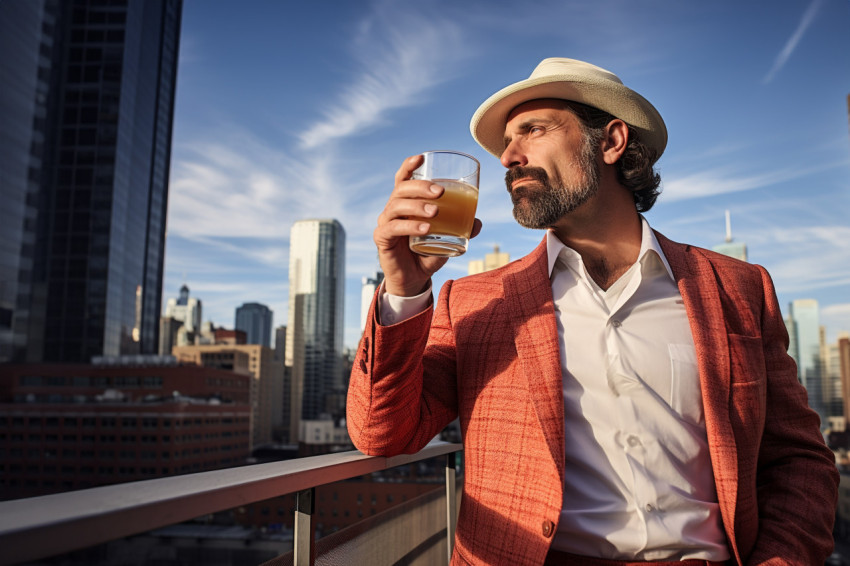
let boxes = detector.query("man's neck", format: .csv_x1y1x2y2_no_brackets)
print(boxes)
550,197,643,290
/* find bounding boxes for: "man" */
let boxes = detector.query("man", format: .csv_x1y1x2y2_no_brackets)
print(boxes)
346,58,838,565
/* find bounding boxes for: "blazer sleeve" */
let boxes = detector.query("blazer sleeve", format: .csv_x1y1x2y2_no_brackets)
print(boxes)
346,282,459,456
744,265,839,565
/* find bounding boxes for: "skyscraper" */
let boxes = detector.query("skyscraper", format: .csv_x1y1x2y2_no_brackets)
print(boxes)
789,299,824,424
273,325,293,443
286,219,345,442
360,271,384,333
711,210,748,262
0,0,182,362
821,328,846,426
235,302,273,347
159,283,202,353
840,335,850,427
165,284,202,331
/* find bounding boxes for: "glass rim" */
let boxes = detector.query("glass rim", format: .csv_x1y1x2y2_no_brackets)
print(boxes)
419,150,480,167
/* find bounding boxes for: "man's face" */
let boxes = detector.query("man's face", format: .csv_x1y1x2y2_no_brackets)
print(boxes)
501,99,600,229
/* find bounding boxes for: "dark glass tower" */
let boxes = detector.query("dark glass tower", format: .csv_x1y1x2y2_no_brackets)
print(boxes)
0,0,182,362
235,302,274,348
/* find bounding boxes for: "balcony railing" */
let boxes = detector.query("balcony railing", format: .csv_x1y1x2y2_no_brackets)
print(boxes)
0,440,462,566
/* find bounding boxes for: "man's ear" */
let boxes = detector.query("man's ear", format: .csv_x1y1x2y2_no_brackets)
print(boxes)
600,119,628,165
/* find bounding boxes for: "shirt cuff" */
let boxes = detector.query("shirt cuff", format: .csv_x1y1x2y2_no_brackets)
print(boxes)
378,281,432,325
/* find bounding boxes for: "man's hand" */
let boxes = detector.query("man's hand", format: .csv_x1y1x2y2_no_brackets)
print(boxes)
374,155,482,297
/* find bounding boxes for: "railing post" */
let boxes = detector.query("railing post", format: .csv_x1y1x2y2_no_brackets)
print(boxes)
294,487,315,566
445,453,457,564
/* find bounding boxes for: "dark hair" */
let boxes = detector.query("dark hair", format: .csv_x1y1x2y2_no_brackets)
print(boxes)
561,101,662,212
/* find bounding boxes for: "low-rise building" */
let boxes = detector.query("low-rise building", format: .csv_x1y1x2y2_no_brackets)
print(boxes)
0,361,251,501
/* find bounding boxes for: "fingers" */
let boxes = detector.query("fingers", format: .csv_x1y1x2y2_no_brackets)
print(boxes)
390,180,444,203
394,154,424,187
392,154,445,198
373,216,430,248
377,193,438,228
378,155,445,240
470,218,483,239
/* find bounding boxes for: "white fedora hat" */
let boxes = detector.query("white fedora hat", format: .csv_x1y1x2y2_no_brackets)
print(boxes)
470,57,667,160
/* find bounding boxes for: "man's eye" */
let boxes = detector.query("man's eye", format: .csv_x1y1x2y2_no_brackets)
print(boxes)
529,126,545,135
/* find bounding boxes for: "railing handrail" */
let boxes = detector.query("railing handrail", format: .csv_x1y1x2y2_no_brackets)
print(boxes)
0,440,463,565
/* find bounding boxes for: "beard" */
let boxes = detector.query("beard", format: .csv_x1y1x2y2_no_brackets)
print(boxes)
505,137,600,229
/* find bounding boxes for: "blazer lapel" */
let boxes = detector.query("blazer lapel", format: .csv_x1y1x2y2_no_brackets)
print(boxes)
502,238,565,476
656,233,738,535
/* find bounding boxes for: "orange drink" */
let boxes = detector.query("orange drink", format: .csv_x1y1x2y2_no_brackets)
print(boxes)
409,151,480,257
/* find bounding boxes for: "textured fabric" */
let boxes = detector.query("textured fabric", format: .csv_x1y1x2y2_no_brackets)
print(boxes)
346,232,838,566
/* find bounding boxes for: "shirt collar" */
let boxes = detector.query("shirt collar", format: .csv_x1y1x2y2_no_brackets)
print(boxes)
545,216,675,282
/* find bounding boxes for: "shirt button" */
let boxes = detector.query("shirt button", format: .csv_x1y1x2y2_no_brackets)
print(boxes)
645,504,653,512
611,320,622,327
627,435,640,447
541,519,555,538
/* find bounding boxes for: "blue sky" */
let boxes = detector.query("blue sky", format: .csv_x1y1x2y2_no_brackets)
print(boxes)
163,0,850,349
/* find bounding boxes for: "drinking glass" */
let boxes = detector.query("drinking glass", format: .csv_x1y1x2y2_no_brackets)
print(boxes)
409,150,480,257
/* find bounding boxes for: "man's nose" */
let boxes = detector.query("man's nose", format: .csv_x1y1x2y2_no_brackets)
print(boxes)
500,140,527,168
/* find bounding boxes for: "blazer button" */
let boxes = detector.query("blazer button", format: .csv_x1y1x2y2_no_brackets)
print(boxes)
359,359,367,374
542,520,555,538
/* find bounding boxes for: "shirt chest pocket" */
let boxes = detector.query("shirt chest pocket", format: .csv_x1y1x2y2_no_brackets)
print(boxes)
668,343,704,425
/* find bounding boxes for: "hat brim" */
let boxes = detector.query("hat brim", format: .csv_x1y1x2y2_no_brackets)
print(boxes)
470,73,667,161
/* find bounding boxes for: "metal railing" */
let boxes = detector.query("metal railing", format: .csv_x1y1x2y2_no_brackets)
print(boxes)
0,440,462,566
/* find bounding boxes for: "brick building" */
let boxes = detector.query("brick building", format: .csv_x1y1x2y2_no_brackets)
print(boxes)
0,362,251,501
173,344,282,449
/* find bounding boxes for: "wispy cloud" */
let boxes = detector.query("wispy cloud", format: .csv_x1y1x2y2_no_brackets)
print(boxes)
167,131,354,240
660,159,841,202
298,6,470,149
168,1,478,253
821,303,850,339
763,0,823,84
752,225,850,296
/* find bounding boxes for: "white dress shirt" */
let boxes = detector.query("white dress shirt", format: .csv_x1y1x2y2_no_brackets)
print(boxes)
378,218,729,561
546,219,728,560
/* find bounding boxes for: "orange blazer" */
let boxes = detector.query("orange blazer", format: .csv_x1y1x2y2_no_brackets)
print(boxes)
347,233,838,566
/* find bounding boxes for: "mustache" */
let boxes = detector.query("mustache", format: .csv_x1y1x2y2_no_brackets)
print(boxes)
505,166,550,192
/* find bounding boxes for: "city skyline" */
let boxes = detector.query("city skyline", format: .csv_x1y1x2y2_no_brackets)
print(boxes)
162,0,850,349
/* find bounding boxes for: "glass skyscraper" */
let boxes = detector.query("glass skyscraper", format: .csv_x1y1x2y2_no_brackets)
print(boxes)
235,302,273,348
0,0,182,362
286,219,346,435
789,299,824,424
